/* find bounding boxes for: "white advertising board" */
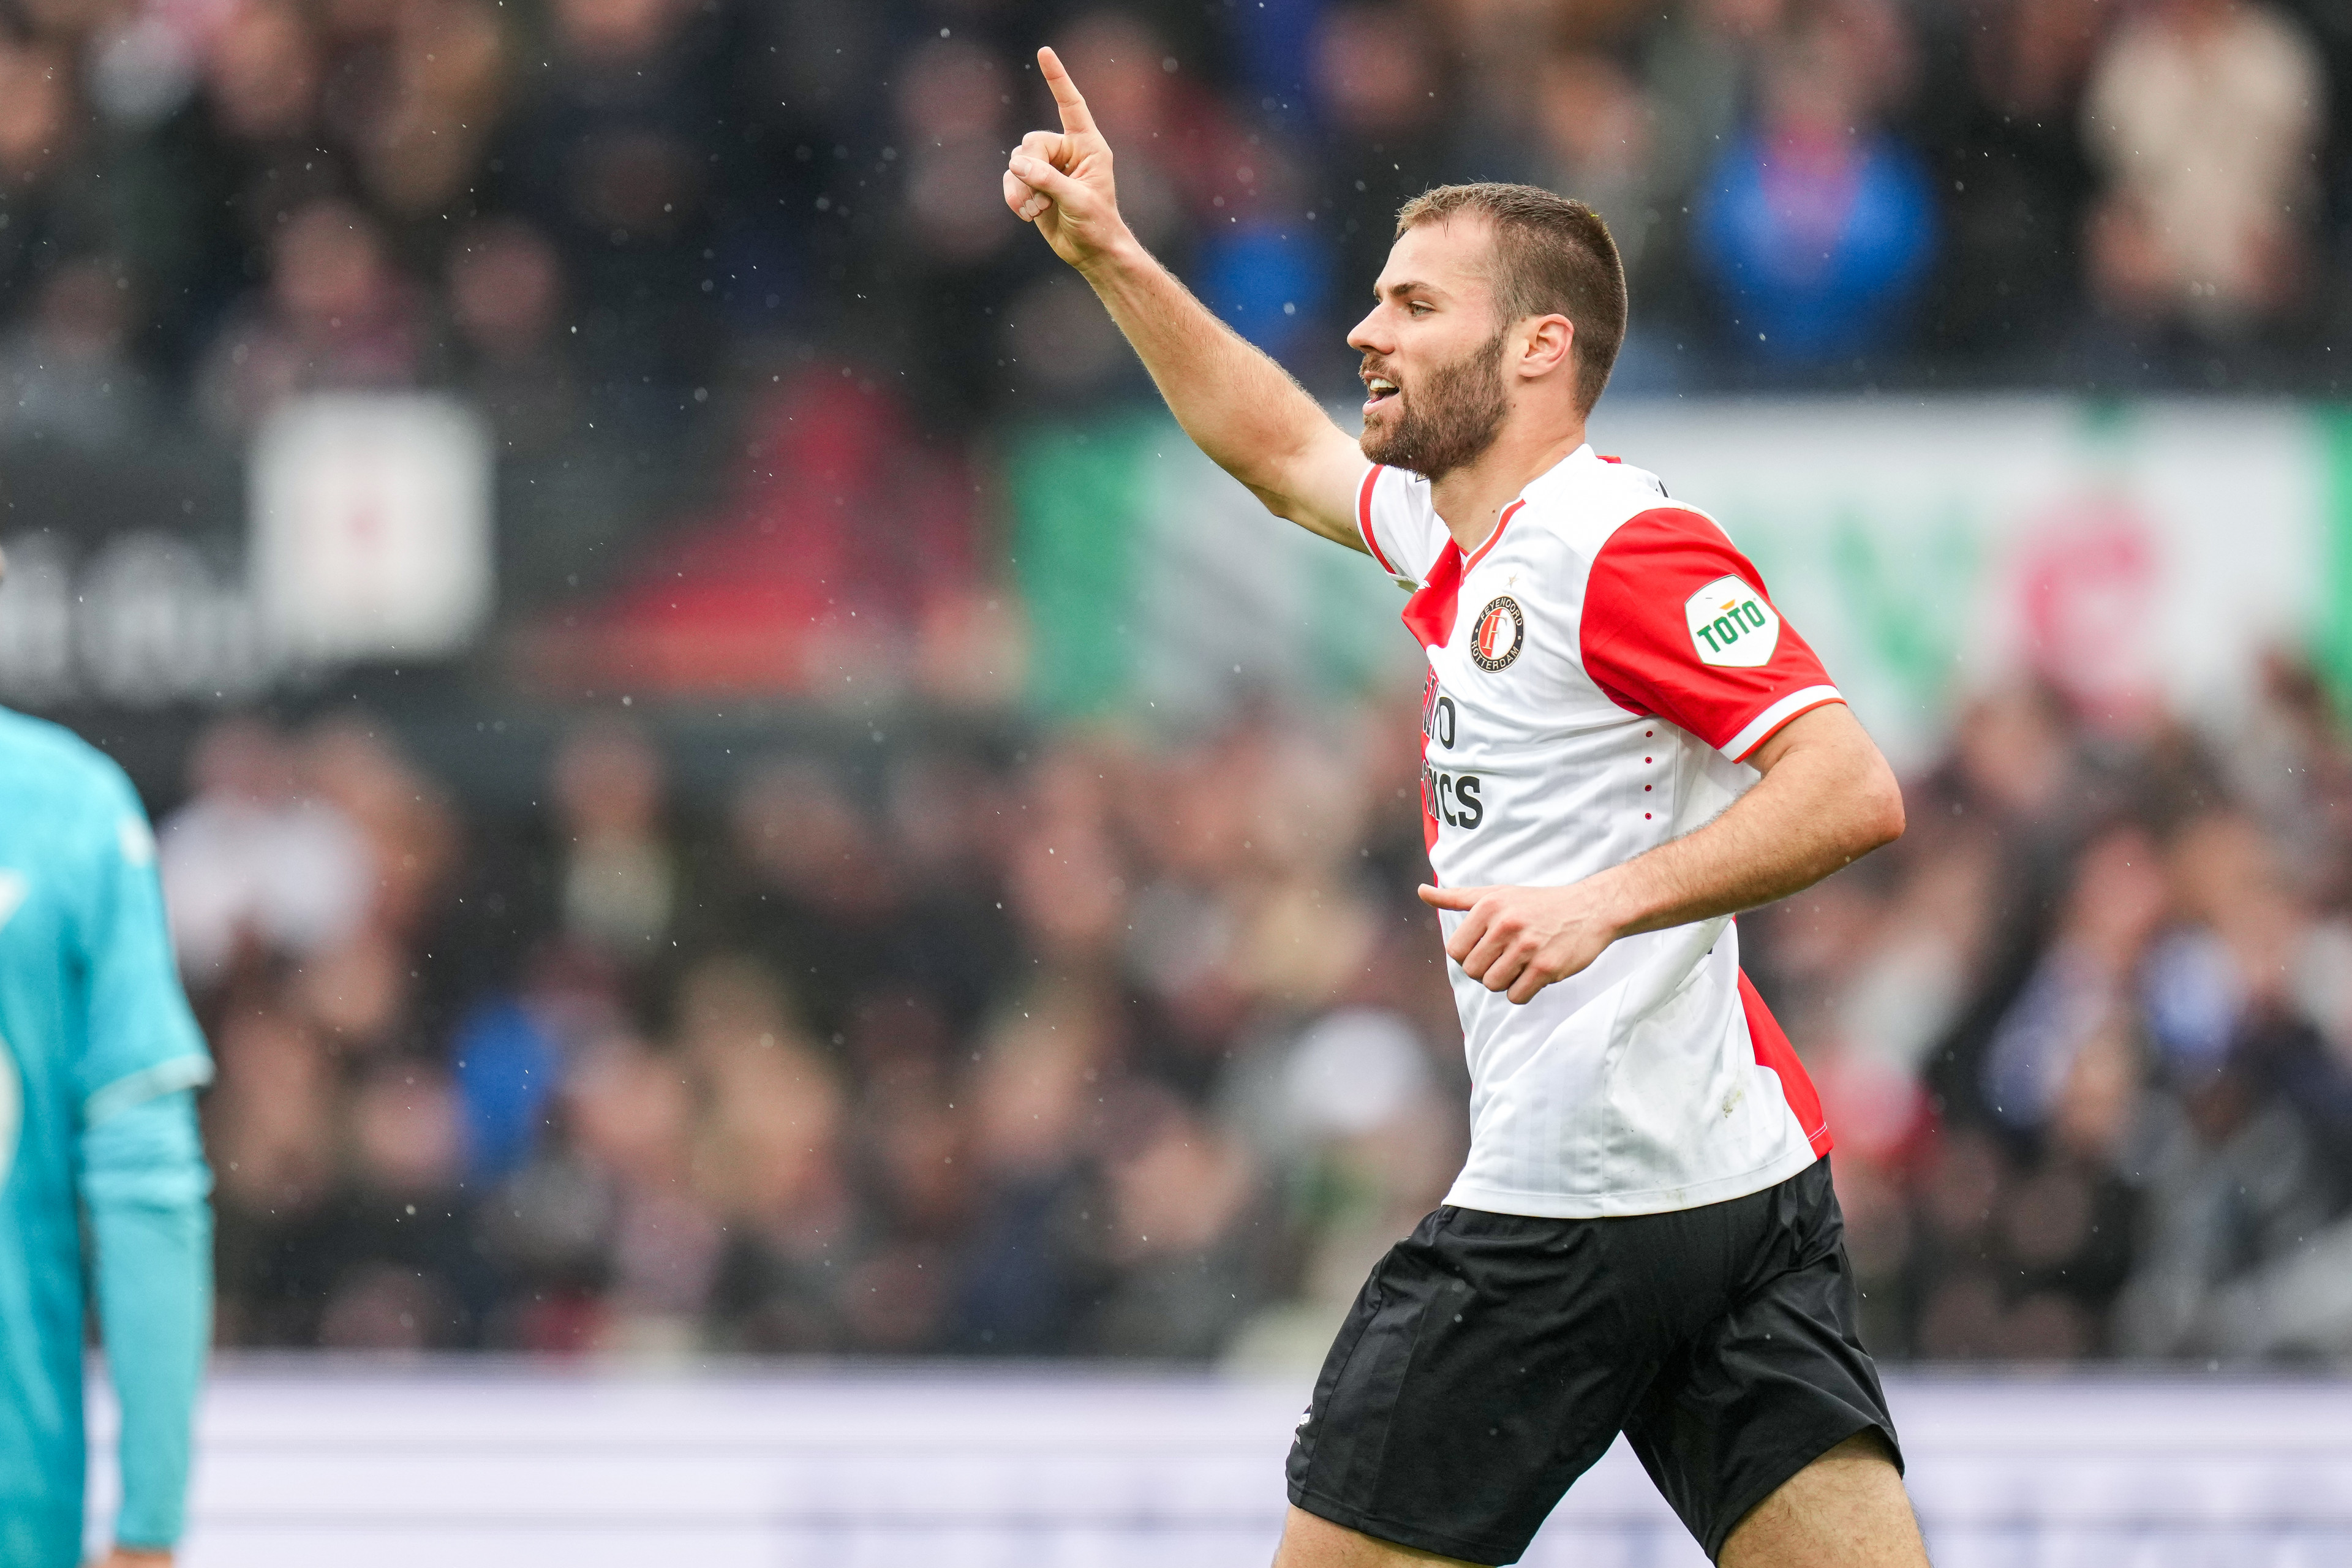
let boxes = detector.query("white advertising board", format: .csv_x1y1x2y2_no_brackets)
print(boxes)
1591,398,2339,767
83,1365,2352,1568
251,394,493,663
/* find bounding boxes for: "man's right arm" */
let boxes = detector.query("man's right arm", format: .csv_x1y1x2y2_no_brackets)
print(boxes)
1005,48,1368,550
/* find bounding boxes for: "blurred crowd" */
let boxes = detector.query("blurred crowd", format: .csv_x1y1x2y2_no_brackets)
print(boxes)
171,699,1468,1357
1749,658,2352,1362
160,655,2352,1363
0,0,2346,465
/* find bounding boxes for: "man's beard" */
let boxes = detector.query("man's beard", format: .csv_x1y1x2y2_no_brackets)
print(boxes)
1359,326,1511,481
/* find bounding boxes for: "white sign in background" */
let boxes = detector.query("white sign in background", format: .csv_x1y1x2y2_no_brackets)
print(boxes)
1591,399,2332,769
251,394,494,665
0,395,497,704
82,1365,2352,1568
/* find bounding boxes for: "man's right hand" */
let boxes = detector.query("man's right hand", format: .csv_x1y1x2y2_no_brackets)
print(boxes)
1003,47,1129,273
997,43,1367,551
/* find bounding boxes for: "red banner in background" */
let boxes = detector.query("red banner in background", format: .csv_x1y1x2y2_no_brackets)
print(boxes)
511,366,992,698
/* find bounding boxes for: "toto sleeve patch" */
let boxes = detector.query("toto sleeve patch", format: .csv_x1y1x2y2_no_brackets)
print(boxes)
1683,575,1779,668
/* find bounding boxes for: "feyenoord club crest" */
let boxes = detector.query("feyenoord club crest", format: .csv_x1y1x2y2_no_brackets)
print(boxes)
1470,595,1525,671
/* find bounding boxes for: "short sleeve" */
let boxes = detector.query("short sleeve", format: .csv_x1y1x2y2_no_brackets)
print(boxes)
1356,464,1450,588
1580,508,1842,761
75,769,212,1123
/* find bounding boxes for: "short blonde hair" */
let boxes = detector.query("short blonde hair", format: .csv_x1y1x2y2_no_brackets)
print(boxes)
1395,183,1627,415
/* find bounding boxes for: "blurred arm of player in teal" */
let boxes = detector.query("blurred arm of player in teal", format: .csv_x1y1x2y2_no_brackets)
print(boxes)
84,1090,211,1562
76,757,214,1564
0,695,213,1568
1001,47,1371,549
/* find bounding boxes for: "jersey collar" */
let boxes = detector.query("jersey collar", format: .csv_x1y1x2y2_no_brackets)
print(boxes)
1458,442,1595,565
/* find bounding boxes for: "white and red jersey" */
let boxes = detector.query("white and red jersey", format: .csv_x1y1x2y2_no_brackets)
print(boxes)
1357,444,1838,1218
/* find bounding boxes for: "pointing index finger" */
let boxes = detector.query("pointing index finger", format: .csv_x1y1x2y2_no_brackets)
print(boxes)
1037,46,1098,138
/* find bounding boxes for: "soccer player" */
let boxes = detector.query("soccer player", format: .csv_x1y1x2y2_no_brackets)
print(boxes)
1004,49,1926,1568
0,553,215,1567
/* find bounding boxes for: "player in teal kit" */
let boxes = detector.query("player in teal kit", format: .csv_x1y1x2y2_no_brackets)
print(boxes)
0,634,214,1566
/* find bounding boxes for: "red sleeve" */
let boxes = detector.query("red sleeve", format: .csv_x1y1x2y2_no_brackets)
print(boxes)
1580,508,1842,760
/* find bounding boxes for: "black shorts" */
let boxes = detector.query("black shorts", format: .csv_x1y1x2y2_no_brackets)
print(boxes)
1285,1157,1899,1565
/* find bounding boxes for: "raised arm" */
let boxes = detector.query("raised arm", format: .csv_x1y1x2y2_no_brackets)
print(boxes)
1003,47,1368,549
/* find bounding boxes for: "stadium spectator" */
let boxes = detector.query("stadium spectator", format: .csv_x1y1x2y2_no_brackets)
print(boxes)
0,256,149,449
1515,52,1670,277
445,217,579,451
347,0,508,224
1640,0,1784,183
1310,3,1453,318
1691,10,1939,368
549,718,679,967
1052,11,1204,256
176,0,343,331
1925,0,2108,362
713,757,904,1044
157,717,372,982
2081,0,2328,342
0,34,97,349
318,1058,475,1350
195,198,428,431
497,0,729,396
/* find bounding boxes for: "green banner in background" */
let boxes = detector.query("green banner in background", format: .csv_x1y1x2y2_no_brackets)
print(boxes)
1006,415,1419,724
1003,417,1159,719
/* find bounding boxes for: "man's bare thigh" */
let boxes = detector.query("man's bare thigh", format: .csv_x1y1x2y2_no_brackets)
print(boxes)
1719,1431,1929,1567
1272,1506,1487,1568
1270,1434,1928,1568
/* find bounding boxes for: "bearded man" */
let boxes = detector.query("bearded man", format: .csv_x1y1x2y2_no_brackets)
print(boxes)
1003,47,1927,1568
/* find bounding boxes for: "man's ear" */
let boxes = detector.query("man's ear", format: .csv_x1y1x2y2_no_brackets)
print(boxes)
1518,314,1575,381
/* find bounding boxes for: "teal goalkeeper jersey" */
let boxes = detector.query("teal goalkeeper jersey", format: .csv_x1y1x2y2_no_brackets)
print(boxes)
0,709,211,1542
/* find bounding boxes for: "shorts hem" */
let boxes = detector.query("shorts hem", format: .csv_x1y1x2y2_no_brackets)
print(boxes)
1289,1483,1520,1566
1700,1413,1901,1562
1444,1145,1821,1219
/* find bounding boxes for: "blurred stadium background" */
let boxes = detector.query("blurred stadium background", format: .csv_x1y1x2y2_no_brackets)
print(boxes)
3,0,2351,1558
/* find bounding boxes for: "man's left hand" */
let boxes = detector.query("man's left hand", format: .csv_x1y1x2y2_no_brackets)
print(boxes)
1419,881,1619,1004
89,1549,173,1567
